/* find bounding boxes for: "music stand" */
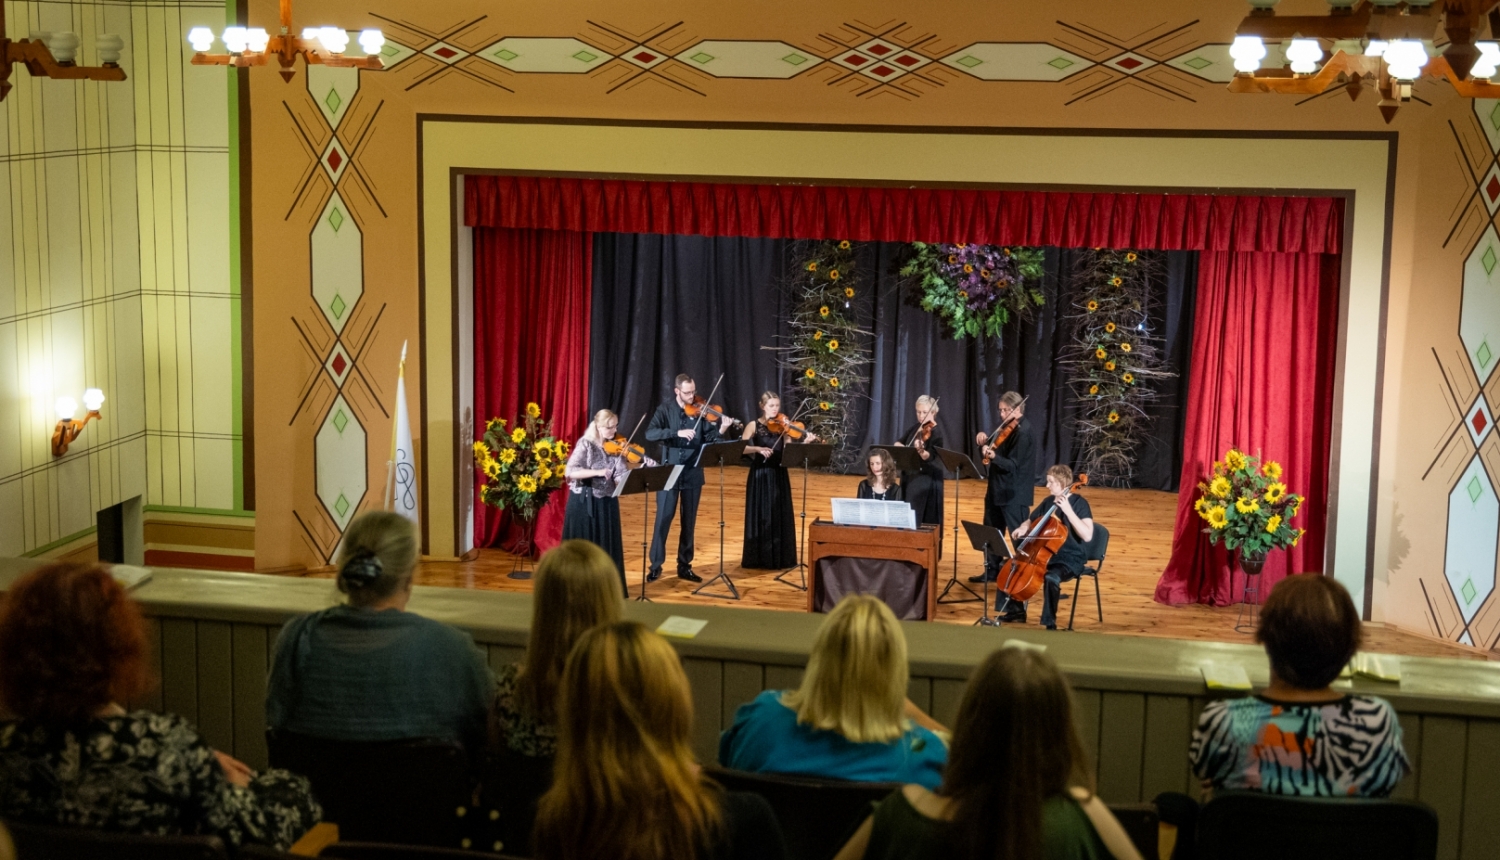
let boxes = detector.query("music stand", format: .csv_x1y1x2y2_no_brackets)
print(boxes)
869,444,924,476
962,521,1012,626
614,464,681,602
776,443,834,591
934,447,984,605
693,440,748,600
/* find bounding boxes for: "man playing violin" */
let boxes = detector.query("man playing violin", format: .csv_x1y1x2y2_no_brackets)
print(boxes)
998,464,1093,629
970,391,1037,585
645,374,735,583
893,395,945,527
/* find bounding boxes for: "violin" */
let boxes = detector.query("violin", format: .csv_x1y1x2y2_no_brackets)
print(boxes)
684,397,735,426
996,473,1089,603
982,396,1029,465
765,414,811,443
906,397,939,448
601,435,646,466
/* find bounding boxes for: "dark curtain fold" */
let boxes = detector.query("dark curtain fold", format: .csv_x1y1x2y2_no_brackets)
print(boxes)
473,227,593,554
1154,251,1340,607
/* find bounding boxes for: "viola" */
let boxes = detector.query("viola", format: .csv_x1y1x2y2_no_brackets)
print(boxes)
683,397,735,425
908,418,936,449
982,395,1029,465
996,473,1089,603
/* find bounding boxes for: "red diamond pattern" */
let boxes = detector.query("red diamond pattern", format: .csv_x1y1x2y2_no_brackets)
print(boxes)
1475,410,1489,437
326,148,343,174
868,64,898,78
1487,175,1500,203
893,54,922,67
865,43,893,57
840,52,870,67
633,50,659,63
1115,56,1144,70
332,353,348,377
433,46,458,59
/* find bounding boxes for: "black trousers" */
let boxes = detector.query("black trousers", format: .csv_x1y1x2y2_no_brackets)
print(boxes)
649,483,702,572
997,559,1079,626
982,501,1031,577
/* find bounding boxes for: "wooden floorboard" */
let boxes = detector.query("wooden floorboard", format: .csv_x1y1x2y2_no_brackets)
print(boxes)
379,469,1483,661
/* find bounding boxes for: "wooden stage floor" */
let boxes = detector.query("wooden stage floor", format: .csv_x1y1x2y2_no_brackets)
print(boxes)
408,468,1483,661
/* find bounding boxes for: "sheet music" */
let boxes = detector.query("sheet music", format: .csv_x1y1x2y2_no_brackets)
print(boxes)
830,498,917,530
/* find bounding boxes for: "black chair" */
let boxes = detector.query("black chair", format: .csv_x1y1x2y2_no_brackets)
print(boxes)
4,819,229,860
1106,803,1159,860
266,730,472,849
705,765,900,860
321,843,524,859
470,745,553,858
1196,791,1438,860
1067,523,1108,630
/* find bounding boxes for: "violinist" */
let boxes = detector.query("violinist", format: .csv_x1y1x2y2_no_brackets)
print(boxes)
998,464,1094,629
645,374,735,583
740,392,816,569
970,391,1037,585
893,395,945,527
562,409,654,596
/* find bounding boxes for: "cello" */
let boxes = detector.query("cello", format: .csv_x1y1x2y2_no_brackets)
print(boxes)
995,473,1089,603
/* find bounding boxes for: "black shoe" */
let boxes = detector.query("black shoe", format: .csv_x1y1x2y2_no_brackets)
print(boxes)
998,609,1027,623
1044,624,1058,631
677,569,703,583
968,573,998,584
646,568,662,583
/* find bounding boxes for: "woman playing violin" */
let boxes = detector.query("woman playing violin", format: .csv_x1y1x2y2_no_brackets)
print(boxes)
741,392,815,570
893,395,945,527
563,409,654,595
998,464,1093,629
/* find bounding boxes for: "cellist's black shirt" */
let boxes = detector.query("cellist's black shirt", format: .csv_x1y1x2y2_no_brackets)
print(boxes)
1027,493,1092,573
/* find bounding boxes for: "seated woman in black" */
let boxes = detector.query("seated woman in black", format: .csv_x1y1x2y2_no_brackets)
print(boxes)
998,464,1092,629
857,448,903,502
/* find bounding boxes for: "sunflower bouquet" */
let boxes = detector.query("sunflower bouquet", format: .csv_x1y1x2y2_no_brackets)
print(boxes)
900,242,1045,340
473,402,569,524
1193,448,1305,558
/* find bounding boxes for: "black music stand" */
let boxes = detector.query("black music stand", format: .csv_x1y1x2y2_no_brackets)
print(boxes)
870,444,924,477
614,464,681,602
776,443,834,591
963,520,1012,627
693,440,748,600
934,447,984,604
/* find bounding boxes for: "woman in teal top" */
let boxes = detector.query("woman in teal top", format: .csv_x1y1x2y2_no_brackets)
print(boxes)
719,595,948,788
834,648,1142,860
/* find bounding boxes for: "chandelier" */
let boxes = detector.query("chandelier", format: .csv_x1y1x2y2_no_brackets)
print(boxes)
0,1,126,102
1229,0,1500,122
186,0,384,82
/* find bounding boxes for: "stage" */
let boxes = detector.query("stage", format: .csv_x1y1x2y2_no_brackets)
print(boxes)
390,469,1482,661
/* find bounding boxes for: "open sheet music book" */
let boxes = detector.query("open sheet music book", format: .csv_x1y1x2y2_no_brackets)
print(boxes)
830,498,917,530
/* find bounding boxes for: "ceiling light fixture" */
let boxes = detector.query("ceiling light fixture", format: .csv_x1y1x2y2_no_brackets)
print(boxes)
187,0,383,82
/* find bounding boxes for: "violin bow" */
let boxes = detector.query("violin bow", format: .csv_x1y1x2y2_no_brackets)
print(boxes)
689,372,726,434
906,396,939,446
622,413,647,447
987,394,1029,446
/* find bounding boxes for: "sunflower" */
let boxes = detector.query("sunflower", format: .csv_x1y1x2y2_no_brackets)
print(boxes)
1104,361,1116,371
839,240,851,250
486,418,503,433
827,339,839,351
535,446,550,463
1110,277,1122,286
499,447,517,465
1209,476,1231,498
1235,496,1259,515
844,287,855,298
1105,322,1116,333
1126,252,1138,262
956,243,967,249
1107,411,1120,423
1291,528,1305,547
1264,482,1287,504
1087,300,1099,312
807,261,818,272
963,264,974,274
980,269,991,279
537,464,553,482
1095,347,1107,359
516,475,537,494
556,463,567,477
1262,460,1283,479
535,439,552,454
958,290,969,299
819,401,831,411
1089,384,1099,395
819,306,830,318
1194,497,1208,515
1002,247,1012,257
814,331,823,340
1266,514,1283,534
829,269,841,281
473,441,490,459
947,254,958,264
511,427,526,444
830,377,840,388
1206,505,1229,530
484,460,501,480
526,402,541,419
1120,343,1132,353
1224,449,1248,471
554,441,570,459
1290,496,1302,516
805,368,816,379
1122,373,1134,384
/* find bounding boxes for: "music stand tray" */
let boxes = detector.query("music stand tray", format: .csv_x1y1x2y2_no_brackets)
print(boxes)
778,443,834,591
694,441,749,600
962,520,1012,626
615,465,682,602
869,444,924,475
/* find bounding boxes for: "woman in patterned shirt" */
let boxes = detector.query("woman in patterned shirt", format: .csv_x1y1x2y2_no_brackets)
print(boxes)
0,563,320,851
1190,574,1410,798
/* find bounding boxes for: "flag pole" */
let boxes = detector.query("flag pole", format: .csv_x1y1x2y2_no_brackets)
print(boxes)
384,341,407,511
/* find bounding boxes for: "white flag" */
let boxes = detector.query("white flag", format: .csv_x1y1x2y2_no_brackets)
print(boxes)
386,340,419,525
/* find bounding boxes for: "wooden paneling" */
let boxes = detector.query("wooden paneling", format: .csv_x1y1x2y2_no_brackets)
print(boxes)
1460,721,1500,859
1392,712,1423,802
1074,689,1103,783
907,677,932,716
930,678,966,729
1418,716,1469,860
159,618,198,723
1097,692,1148,803
722,662,764,729
1141,695,1193,800
135,617,165,713
682,657,723,764
195,622,234,752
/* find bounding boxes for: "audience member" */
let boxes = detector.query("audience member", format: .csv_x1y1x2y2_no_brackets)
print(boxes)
1190,573,1409,797
835,647,1142,860
533,621,787,860
0,563,320,851
266,511,493,752
720,594,948,788
481,539,623,855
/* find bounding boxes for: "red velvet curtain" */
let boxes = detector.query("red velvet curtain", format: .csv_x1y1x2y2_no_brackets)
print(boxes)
465,176,1342,253
473,228,593,555
1153,251,1341,606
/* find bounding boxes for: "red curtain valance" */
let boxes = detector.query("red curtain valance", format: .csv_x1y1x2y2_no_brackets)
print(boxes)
464,175,1343,254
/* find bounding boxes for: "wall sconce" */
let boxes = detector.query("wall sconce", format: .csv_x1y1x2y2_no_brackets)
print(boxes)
52,388,104,457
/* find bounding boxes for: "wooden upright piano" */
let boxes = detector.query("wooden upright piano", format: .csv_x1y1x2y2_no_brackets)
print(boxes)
805,519,943,621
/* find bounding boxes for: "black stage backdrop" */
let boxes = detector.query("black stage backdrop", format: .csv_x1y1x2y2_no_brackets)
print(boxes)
588,233,1195,490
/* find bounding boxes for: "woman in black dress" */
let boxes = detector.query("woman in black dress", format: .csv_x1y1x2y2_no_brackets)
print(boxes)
741,392,815,569
563,409,648,594
857,448,903,501
895,395,945,526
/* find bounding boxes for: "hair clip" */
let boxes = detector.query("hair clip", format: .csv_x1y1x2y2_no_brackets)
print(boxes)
340,552,383,586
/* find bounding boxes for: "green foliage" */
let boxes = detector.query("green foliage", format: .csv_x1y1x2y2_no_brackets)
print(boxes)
900,242,1046,342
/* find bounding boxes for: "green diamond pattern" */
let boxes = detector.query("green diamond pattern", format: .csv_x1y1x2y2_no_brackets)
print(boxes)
330,294,347,319
573,49,598,63
1183,56,1214,70
381,43,399,57
1469,474,1484,503
782,53,808,65
1480,341,1493,369
955,55,983,68
1486,246,1498,275
324,88,342,115
690,52,714,64
1462,577,1479,604
494,48,519,61
333,409,349,434
1490,101,1500,132
1048,56,1074,70
334,494,350,518
328,206,345,232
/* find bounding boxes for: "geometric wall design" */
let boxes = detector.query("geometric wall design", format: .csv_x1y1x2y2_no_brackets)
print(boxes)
1445,456,1499,645
315,394,367,531
1461,225,1500,384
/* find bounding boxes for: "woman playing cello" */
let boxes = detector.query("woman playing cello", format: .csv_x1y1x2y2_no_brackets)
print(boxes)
997,464,1094,629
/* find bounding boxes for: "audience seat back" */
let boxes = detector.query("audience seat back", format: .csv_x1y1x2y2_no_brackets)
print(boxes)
3,819,229,860
1196,791,1438,860
1105,803,1158,860
266,730,470,849
321,842,527,860
474,745,554,857
705,765,900,860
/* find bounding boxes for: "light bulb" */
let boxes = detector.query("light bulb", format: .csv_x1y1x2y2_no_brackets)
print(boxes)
1384,39,1428,81
319,27,350,54
1285,38,1323,74
358,29,385,55
96,33,124,64
1472,41,1500,80
187,27,214,52
48,32,80,64
222,26,248,54
1230,36,1267,73
29,31,51,45
245,28,270,53
301,27,321,42
82,388,105,412
1365,39,1389,57
56,397,78,421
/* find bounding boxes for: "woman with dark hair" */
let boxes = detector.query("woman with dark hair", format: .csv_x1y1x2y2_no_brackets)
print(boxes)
857,449,903,502
0,563,320,850
741,392,809,570
834,647,1140,860
266,511,494,752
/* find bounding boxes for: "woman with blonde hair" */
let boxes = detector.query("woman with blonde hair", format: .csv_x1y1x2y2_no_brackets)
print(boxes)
533,622,786,860
481,540,623,854
834,648,1141,860
564,408,651,593
266,511,494,752
719,594,948,787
